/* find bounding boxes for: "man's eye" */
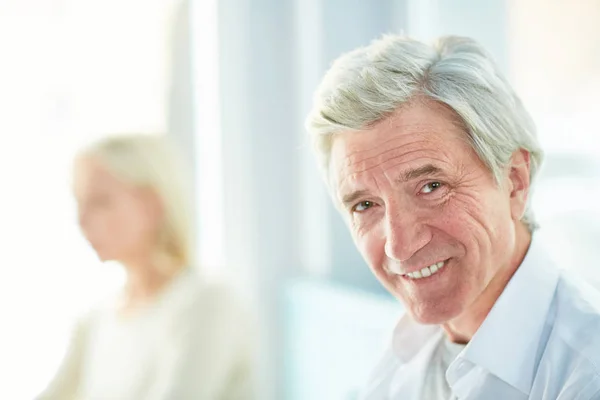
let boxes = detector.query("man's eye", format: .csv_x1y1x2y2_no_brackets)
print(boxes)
421,181,442,194
352,200,374,213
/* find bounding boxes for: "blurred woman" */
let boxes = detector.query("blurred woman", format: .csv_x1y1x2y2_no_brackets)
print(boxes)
38,134,256,400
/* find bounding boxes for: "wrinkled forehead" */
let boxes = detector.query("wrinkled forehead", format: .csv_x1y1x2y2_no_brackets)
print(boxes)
328,130,434,200
327,102,476,197
330,129,434,173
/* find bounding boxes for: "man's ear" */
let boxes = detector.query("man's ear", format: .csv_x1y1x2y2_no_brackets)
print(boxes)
508,149,531,221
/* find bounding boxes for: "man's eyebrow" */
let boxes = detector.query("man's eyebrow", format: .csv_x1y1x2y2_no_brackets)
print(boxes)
340,164,442,207
341,190,370,207
399,164,442,182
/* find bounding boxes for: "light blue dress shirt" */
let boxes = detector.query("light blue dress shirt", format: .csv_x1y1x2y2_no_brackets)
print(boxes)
360,238,600,399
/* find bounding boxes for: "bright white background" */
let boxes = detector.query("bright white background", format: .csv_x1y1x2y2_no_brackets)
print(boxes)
0,1,182,398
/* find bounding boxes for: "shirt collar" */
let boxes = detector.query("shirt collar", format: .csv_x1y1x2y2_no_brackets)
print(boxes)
456,237,560,395
391,313,440,362
390,237,560,395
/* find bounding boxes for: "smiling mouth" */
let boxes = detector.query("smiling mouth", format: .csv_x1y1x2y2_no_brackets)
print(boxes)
403,260,447,280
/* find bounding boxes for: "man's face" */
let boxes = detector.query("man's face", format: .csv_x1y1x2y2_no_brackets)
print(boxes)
330,99,529,324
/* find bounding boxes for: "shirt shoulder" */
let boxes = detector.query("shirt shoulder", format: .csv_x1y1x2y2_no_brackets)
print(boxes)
552,274,600,374
184,272,252,316
168,271,257,341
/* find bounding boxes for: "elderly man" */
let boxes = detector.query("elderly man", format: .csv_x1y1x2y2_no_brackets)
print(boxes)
306,35,600,399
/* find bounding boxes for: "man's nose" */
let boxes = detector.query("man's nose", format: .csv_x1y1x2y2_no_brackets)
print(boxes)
383,208,431,262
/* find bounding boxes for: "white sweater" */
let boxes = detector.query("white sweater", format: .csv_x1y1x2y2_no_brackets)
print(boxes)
37,269,256,400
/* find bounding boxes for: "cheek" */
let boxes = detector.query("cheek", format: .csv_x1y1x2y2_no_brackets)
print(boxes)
81,209,113,240
90,202,151,246
117,202,156,242
84,212,124,251
446,189,501,237
354,225,386,275
441,190,516,275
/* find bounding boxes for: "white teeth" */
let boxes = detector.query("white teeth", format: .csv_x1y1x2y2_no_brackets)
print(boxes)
405,261,446,280
388,264,403,275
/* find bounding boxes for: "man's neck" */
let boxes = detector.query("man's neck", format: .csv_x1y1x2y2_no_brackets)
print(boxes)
442,225,532,344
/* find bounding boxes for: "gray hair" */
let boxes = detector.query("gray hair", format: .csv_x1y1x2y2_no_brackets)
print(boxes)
306,35,543,231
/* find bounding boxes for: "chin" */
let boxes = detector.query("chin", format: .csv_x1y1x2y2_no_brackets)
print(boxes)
409,301,464,325
95,253,110,262
89,244,117,263
93,249,115,263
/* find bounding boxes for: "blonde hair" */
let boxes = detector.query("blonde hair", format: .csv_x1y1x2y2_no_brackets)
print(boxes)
78,133,195,270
